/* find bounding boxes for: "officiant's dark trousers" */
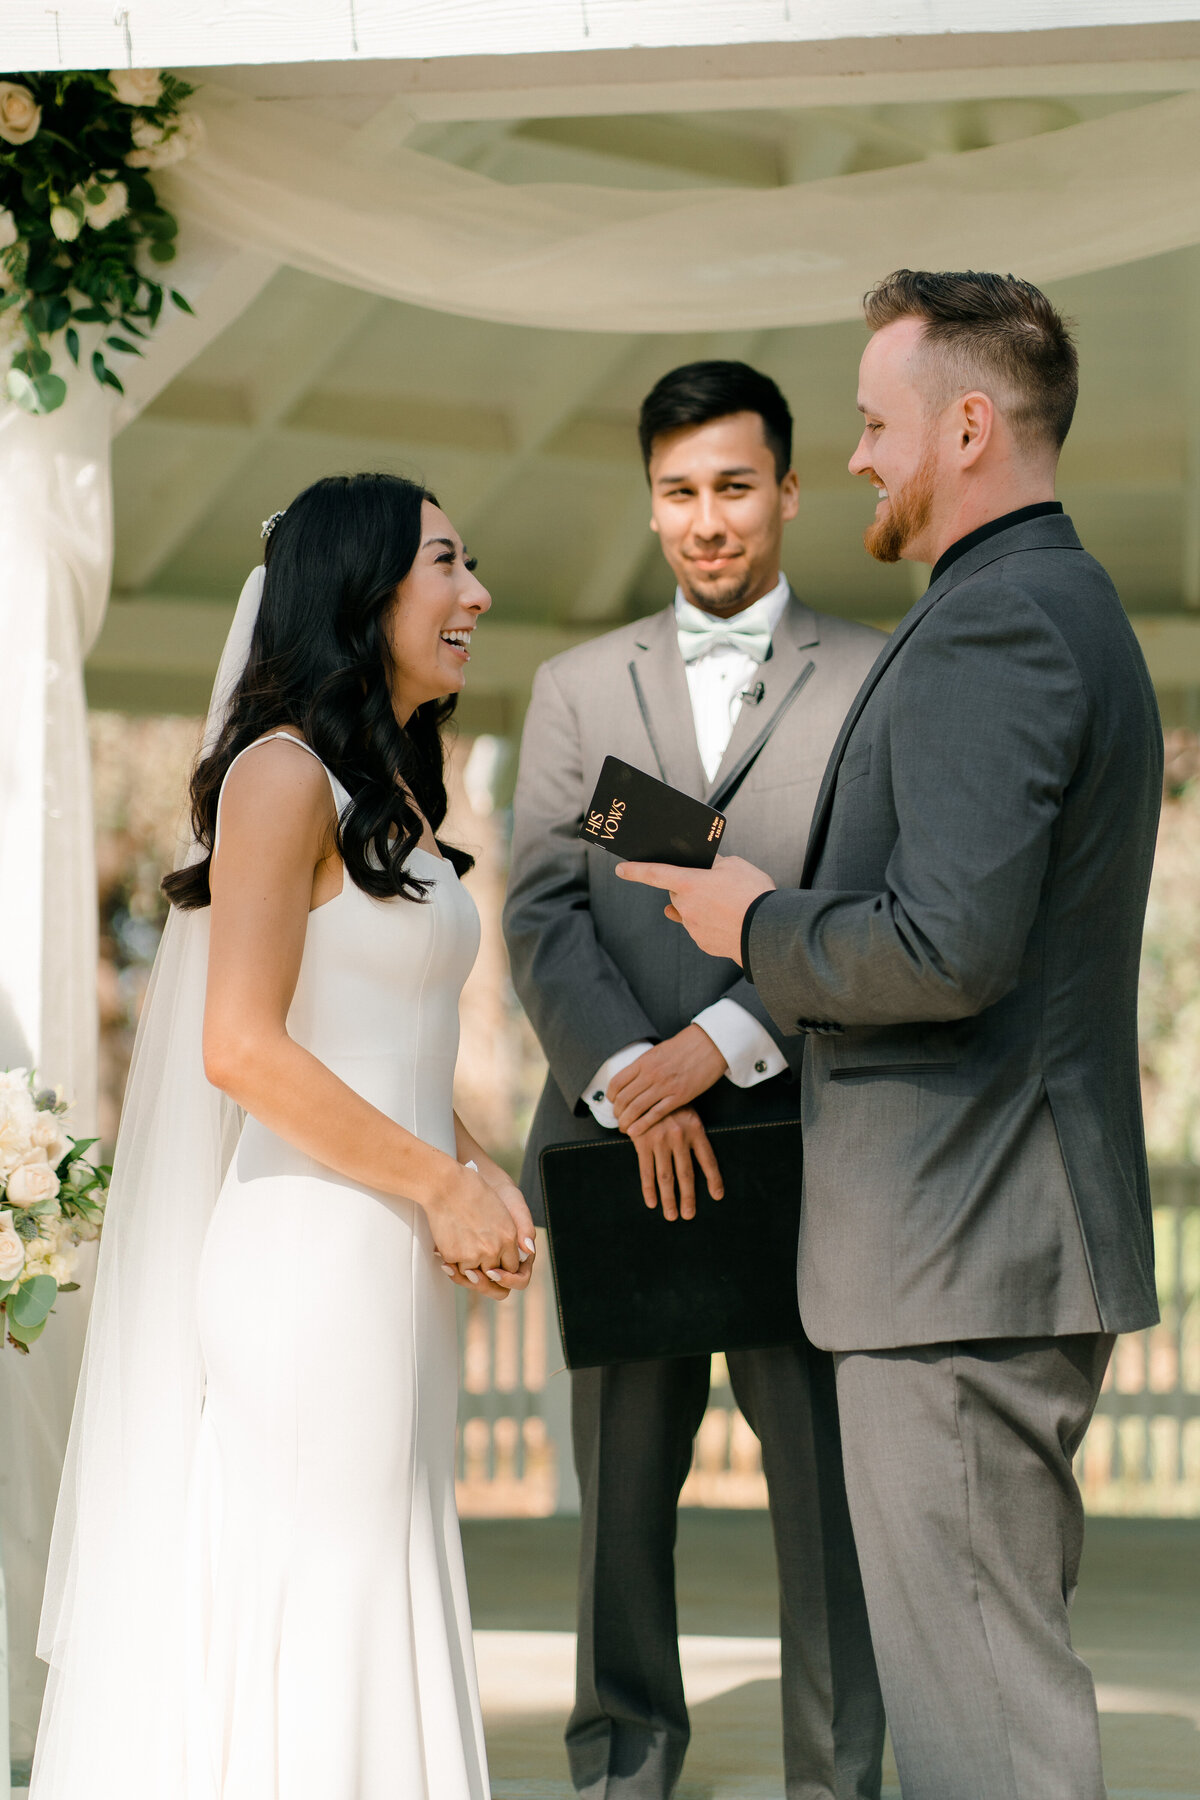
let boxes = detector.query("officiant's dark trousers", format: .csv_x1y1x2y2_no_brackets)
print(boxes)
565,1341,885,1800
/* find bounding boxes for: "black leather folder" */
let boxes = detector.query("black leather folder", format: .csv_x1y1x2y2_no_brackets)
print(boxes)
540,1118,805,1369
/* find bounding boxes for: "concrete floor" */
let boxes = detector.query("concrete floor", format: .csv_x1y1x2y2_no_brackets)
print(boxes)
463,1512,1200,1800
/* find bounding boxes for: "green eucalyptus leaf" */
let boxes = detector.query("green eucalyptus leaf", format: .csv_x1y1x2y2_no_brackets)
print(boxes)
10,1274,57,1330
0,1278,14,1301
170,288,194,315
29,263,65,294
105,335,142,356
86,184,106,204
72,306,111,324
98,365,124,395
5,368,41,412
149,241,176,265
46,295,71,333
7,1313,47,1348
17,345,53,377
56,1282,81,1293
28,371,66,411
65,325,79,364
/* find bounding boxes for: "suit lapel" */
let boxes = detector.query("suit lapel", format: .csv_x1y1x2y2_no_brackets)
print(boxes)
798,514,1086,885
704,587,820,805
799,578,950,885
626,607,707,798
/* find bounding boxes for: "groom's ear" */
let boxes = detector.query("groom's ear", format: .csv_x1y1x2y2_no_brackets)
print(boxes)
649,516,660,534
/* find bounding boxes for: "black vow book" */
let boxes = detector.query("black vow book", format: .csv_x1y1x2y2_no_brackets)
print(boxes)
540,1119,804,1368
579,755,726,869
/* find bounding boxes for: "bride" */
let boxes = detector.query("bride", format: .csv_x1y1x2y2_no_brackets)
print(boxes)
31,473,536,1799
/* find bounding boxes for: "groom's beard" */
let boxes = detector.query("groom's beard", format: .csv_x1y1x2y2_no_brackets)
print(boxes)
863,447,937,564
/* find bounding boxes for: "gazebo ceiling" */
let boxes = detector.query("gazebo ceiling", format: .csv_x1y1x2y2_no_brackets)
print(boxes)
89,89,1200,730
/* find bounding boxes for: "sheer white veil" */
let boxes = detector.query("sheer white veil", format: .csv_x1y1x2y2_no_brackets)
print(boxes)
31,568,266,1799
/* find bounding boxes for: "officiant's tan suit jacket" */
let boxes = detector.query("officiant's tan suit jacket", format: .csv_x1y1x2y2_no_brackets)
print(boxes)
504,588,885,1218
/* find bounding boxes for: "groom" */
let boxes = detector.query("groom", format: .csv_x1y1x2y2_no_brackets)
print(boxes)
619,271,1163,1797
504,361,885,1799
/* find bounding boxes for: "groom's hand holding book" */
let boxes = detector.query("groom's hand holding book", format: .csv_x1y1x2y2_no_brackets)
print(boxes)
583,749,776,966
615,854,776,964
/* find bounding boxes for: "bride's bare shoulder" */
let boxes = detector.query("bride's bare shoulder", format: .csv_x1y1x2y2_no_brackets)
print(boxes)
216,731,334,850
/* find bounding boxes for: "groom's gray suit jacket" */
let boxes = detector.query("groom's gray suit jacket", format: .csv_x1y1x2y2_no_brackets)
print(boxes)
745,513,1163,1352
504,590,885,1219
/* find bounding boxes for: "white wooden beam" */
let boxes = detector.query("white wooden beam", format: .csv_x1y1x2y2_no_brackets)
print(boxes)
11,4,1200,73
174,23,1200,120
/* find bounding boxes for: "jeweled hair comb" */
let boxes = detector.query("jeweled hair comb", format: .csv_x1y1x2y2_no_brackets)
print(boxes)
260,510,286,541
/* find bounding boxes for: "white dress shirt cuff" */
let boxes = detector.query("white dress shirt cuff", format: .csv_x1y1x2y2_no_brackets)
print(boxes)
582,1040,654,1130
693,1000,785,1089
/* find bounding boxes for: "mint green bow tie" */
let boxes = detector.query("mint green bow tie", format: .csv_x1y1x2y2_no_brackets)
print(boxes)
677,611,773,665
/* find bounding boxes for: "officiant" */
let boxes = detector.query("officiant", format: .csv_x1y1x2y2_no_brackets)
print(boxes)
503,362,886,1800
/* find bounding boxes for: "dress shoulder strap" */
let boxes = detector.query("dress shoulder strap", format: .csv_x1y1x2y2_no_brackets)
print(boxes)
213,732,350,854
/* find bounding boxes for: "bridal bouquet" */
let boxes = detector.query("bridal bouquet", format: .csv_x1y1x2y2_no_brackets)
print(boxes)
0,1069,108,1352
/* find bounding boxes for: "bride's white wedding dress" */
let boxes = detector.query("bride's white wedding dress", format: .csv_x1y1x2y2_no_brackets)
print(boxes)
186,732,488,1798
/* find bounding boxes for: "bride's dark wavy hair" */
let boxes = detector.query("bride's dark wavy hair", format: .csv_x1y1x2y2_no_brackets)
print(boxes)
163,472,473,912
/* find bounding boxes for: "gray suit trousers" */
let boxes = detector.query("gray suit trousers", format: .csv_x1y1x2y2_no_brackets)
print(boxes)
833,1333,1115,1800
567,1342,885,1800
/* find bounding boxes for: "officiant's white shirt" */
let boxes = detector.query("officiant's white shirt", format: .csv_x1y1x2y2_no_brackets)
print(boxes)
584,579,788,1127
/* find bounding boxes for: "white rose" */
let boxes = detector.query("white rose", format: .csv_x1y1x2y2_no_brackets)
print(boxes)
126,109,203,171
29,1115,71,1166
5,1160,61,1208
0,1215,25,1283
0,1089,37,1173
21,1242,70,1284
50,205,82,243
108,69,163,107
0,209,17,252
71,1214,102,1243
0,83,41,147
0,1070,30,1091
83,180,128,232
174,112,205,157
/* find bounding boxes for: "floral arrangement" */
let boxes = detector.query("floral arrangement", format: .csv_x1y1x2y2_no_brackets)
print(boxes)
0,1070,108,1352
0,69,203,415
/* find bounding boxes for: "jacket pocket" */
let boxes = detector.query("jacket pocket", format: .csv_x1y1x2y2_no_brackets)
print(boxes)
829,1060,957,1080
837,743,872,789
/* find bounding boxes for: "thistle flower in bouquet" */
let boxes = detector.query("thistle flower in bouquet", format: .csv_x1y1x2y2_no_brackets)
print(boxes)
0,69,201,416
0,1069,109,1352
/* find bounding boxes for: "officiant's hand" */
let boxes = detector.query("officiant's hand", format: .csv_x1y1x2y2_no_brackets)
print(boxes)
609,1024,726,1135
615,855,775,964
632,1106,724,1221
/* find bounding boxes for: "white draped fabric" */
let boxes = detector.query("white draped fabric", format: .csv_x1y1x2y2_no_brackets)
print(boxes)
162,90,1200,332
4,69,1200,1780
0,377,112,1773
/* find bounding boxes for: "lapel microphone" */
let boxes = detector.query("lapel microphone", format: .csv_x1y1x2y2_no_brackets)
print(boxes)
740,681,766,705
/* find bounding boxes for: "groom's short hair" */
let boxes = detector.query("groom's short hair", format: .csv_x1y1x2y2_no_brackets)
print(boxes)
863,269,1078,453
638,361,793,480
